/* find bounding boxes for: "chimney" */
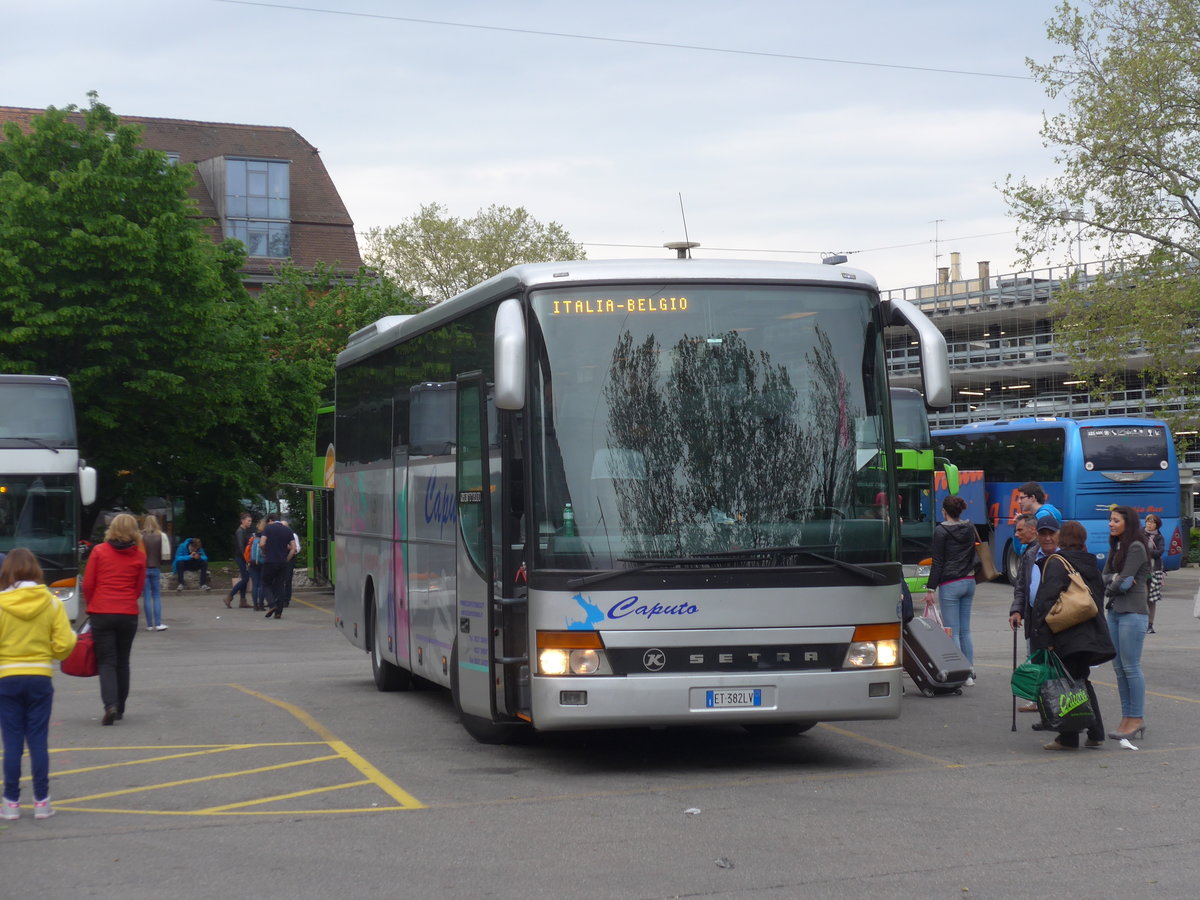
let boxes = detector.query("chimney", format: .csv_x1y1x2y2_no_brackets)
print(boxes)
950,251,962,281
938,266,950,284
978,260,990,284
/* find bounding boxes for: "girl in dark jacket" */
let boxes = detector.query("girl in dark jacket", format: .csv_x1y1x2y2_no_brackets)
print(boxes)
1031,520,1115,750
923,495,978,682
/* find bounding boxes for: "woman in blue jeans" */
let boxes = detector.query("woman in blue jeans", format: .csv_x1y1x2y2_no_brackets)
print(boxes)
923,495,979,684
1103,505,1150,740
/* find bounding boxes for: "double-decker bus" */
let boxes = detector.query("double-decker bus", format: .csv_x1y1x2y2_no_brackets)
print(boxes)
334,259,949,742
932,416,1183,582
0,375,97,618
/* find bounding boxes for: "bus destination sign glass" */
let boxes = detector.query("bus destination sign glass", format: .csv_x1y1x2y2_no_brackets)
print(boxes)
550,296,689,315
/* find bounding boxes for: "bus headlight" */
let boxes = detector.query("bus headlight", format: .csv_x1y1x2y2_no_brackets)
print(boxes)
536,631,611,676
844,625,901,668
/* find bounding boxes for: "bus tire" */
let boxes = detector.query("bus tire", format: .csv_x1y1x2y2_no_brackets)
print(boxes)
368,601,411,692
1002,541,1021,585
741,721,817,737
450,642,525,745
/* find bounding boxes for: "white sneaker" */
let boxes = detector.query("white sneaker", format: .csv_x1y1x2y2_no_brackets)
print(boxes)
964,676,976,687
33,798,53,820
147,626,155,632
156,624,169,631
1,797,18,820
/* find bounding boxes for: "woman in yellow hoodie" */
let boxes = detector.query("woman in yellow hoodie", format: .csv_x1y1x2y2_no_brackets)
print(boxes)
0,548,77,821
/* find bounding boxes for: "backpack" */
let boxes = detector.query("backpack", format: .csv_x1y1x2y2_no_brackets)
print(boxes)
245,533,259,565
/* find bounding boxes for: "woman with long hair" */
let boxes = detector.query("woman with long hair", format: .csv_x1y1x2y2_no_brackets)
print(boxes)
1103,505,1150,741
83,513,146,725
0,548,77,819
923,494,979,684
1030,521,1114,750
140,515,168,632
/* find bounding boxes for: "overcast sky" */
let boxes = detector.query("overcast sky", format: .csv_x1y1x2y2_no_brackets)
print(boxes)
4,0,1068,290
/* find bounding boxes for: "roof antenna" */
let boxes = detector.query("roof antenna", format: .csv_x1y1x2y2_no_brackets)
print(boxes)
664,193,700,259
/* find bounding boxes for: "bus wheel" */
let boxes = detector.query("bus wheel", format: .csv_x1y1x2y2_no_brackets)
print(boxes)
369,602,411,692
741,721,817,737
450,642,525,745
1002,542,1021,585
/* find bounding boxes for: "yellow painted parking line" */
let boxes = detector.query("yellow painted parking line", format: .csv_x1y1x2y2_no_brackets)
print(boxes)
196,779,374,813
817,723,964,767
58,754,343,804
230,684,425,810
49,687,425,816
291,594,331,614
49,743,326,778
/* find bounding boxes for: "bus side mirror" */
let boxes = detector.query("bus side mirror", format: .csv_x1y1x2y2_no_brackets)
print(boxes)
494,298,526,410
79,464,97,507
886,298,951,408
940,460,960,495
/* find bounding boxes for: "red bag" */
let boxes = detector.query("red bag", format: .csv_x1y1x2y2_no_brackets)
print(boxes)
61,622,98,677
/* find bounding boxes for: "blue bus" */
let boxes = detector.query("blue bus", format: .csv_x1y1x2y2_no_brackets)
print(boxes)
932,417,1182,582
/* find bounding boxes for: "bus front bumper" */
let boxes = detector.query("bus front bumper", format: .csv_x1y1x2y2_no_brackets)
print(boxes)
528,667,901,732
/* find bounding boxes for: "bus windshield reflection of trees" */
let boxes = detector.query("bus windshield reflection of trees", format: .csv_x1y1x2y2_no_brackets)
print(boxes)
529,284,896,569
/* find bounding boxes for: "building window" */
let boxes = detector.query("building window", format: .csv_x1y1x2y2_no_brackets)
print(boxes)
223,158,290,258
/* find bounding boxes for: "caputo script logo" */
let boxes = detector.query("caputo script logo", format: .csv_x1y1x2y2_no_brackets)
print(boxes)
607,595,699,621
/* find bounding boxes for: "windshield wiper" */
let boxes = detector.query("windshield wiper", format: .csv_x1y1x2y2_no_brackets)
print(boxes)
568,546,888,588
3,436,59,453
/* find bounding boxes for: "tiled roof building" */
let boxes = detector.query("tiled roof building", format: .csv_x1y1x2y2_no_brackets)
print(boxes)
0,106,362,291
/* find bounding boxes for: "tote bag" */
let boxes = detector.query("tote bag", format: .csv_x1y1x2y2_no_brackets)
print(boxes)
1044,555,1098,633
61,620,97,678
974,541,1000,582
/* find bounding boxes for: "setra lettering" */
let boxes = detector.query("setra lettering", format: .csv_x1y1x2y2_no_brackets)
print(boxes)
607,595,699,621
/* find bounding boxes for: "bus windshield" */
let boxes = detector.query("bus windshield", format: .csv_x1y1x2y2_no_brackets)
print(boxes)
0,382,76,447
0,473,80,558
528,282,892,569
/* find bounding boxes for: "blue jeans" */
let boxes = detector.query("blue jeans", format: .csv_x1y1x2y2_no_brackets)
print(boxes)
0,675,54,802
938,577,976,665
1107,610,1148,717
143,567,162,627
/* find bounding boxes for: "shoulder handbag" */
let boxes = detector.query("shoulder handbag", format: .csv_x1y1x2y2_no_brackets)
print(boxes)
61,619,98,678
974,540,1000,582
1044,554,1099,633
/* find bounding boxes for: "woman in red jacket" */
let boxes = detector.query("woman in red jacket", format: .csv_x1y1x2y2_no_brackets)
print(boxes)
83,513,146,725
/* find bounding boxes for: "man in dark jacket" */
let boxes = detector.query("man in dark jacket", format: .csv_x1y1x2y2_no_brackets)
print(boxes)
1008,513,1041,712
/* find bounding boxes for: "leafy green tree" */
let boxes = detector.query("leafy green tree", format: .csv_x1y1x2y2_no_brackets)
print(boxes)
364,202,586,303
0,94,268,531
257,261,424,499
1001,0,1200,422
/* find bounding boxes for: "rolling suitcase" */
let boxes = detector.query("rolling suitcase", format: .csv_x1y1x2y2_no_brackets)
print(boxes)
903,615,972,696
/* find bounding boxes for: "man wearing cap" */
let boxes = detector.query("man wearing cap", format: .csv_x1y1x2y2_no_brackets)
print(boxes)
1008,513,1042,712
1023,514,1062,727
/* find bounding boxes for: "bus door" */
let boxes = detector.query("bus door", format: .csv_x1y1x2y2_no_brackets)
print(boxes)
455,372,525,722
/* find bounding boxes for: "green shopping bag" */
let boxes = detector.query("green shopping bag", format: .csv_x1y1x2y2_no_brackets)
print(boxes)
1010,648,1064,701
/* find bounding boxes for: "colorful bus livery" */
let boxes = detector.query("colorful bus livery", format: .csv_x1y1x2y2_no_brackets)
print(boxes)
334,258,951,743
932,417,1182,581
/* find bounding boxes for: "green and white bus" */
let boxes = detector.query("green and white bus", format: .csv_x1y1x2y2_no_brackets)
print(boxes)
0,375,97,619
333,259,949,742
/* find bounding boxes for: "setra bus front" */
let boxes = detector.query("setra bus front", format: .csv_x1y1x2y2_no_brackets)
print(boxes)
458,262,952,737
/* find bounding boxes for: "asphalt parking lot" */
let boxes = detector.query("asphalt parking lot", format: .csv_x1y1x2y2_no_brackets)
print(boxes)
4,572,1200,899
